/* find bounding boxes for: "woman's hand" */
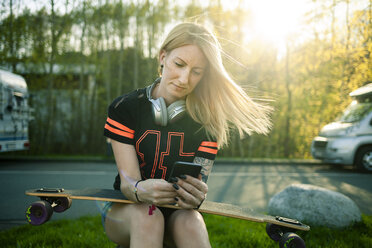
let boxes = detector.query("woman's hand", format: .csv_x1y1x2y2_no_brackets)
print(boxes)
136,179,178,206
171,174,208,209
111,141,177,206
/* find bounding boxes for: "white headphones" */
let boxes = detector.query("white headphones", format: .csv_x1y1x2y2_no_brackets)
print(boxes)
146,78,186,126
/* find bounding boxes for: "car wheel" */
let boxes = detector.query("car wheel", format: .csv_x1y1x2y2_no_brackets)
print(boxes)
355,146,372,172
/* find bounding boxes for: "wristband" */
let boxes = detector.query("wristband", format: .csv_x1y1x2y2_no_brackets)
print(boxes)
134,180,144,203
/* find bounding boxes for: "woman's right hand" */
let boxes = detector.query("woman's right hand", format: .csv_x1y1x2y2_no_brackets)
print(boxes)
136,179,178,206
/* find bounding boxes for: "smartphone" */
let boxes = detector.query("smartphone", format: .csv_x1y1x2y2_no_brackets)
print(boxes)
168,161,202,180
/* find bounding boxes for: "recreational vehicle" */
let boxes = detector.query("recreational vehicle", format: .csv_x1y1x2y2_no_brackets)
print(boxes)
311,83,372,172
0,69,32,152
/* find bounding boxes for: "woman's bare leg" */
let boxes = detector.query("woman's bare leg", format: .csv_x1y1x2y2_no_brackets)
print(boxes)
105,203,165,248
165,209,211,248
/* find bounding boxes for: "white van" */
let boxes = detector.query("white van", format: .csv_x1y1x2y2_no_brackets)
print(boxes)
0,68,32,152
311,83,372,172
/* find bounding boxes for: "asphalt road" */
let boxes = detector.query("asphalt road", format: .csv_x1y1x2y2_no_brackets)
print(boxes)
0,159,371,231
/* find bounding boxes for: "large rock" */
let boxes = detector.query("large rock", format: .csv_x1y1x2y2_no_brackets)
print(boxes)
268,184,361,228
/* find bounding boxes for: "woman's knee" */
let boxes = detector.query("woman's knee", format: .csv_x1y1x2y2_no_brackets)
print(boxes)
166,210,210,248
128,204,165,232
105,203,165,243
170,210,207,236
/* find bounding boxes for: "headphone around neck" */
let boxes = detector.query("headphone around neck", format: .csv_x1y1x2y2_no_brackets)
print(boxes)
146,78,186,126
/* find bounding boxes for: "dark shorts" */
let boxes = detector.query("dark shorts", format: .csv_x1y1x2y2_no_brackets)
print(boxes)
101,201,114,232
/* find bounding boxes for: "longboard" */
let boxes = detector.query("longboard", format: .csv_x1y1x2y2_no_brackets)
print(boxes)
25,188,310,247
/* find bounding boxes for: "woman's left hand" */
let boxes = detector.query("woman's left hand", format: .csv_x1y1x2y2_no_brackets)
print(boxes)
172,174,208,209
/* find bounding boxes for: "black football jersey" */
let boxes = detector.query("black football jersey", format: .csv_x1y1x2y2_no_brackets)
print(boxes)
104,87,218,190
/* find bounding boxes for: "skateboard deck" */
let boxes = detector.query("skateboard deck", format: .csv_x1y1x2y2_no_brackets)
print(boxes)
25,188,310,247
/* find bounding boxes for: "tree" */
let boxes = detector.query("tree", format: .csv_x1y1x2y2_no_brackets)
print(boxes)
44,0,74,151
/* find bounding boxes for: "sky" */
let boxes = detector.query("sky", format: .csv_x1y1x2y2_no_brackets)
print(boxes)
176,0,369,58
219,0,369,57
238,0,312,57
5,0,370,58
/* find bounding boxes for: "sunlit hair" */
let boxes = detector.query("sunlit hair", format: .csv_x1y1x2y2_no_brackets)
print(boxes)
159,22,272,148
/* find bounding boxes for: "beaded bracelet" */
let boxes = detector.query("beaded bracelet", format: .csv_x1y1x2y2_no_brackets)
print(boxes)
134,180,144,203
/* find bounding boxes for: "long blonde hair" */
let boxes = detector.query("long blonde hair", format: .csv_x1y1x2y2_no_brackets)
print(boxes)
159,22,272,148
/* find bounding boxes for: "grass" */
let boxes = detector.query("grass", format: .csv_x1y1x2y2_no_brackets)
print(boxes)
204,214,372,248
1,214,371,248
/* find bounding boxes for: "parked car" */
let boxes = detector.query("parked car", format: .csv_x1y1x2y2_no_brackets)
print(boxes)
311,83,372,172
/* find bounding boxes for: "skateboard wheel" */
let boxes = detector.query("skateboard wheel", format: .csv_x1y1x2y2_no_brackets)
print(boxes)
53,197,72,213
25,201,53,226
279,232,306,248
266,223,283,242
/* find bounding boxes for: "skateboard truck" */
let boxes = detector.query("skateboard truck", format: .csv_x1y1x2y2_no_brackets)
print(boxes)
26,188,71,225
275,216,302,226
36,188,64,193
266,221,306,248
266,217,306,248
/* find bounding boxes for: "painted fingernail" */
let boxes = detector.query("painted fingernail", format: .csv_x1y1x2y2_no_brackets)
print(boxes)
174,197,179,201
169,177,178,183
173,184,179,190
179,175,187,179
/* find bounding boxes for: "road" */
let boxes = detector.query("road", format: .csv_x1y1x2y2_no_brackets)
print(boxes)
0,159,371,231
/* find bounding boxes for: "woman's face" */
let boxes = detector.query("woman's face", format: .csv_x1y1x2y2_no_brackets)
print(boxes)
158,44,207,104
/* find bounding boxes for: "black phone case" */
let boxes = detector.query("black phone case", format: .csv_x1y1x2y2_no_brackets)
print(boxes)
168,161,201,180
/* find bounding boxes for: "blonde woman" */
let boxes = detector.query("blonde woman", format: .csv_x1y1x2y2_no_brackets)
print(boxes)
103,22,271,248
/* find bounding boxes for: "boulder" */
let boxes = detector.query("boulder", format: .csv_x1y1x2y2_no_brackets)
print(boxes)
267,184,361,228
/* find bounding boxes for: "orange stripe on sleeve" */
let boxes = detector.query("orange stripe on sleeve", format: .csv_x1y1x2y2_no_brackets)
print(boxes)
104,124,134,139
198,146,218,155
200,141,218,148
106,117,135,134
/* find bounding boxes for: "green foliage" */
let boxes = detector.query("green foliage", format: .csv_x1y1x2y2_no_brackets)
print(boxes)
299,215,372,248
1,214,371,247
206,214,372,248
0,216,114,248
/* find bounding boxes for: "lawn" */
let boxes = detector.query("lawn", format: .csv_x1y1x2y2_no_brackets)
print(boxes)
1,214,371,247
